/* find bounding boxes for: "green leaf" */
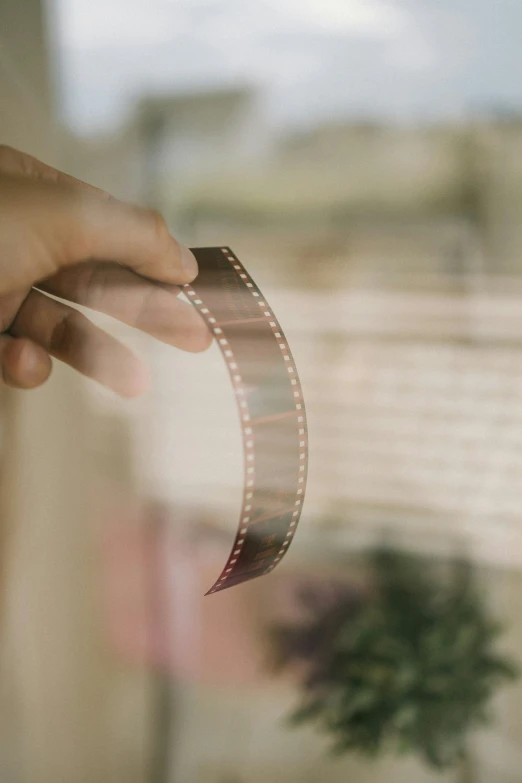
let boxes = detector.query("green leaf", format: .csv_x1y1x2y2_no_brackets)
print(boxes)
273,547,519,772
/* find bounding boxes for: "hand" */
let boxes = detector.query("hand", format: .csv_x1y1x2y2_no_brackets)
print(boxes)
0,146,211,396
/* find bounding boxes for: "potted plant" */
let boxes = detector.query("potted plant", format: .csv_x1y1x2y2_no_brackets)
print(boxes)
271,548,518,779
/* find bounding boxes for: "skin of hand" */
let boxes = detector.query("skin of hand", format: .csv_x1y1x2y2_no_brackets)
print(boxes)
0,146,211,396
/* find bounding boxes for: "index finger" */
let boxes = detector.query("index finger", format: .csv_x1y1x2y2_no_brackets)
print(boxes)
0,146,199,286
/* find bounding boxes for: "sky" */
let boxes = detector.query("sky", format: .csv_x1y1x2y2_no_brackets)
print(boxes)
51,0,522,135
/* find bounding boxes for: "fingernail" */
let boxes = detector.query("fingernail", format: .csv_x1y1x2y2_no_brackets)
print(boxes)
180,245,198,279
17,341,51,387
20,342,39,375
21,341,47,381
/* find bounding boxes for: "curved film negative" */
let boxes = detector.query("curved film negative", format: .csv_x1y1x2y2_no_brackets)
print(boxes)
184,247,309,595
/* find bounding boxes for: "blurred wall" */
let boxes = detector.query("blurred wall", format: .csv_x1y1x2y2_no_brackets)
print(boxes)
0,3,150,782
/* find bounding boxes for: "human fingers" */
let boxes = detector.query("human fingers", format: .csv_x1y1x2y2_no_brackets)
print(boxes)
0,334,52,389
38,261,211,353
10,289,151,397
0,165,198,293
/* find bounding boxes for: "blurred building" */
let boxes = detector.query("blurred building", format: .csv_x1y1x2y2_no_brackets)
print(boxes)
63,85,268,220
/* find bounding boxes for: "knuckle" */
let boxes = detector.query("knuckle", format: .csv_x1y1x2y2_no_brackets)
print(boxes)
50,309,83,356
0,145,33,179
64,195,90,256
77,262,109,310
0,144,15,161
147,209,171,247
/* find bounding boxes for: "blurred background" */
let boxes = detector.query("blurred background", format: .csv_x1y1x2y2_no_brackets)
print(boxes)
2,0,522,781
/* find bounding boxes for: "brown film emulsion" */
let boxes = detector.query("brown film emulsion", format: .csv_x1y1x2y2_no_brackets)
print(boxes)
185,248,309,594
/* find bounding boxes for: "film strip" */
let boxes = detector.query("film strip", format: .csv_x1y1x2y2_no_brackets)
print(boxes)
185,247,308,595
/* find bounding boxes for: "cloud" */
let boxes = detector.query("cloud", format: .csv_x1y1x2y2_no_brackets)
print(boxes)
54,0,189,48
52,0,522,133
56,0,407,49
276,0,406,37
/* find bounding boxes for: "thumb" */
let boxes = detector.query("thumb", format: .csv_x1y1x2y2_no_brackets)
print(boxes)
0,173,198,294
